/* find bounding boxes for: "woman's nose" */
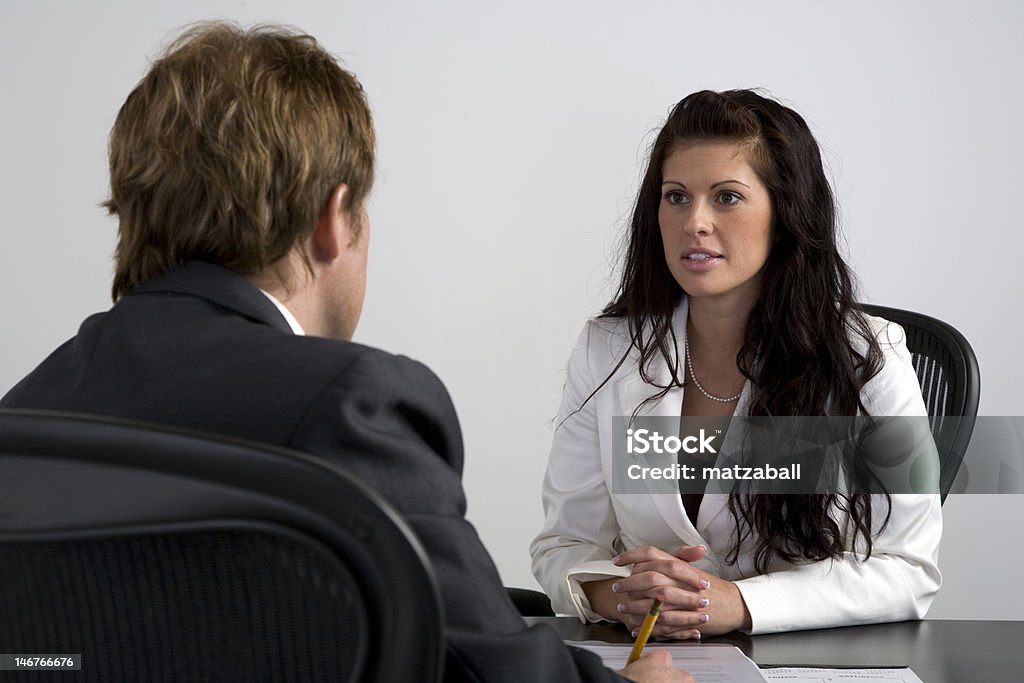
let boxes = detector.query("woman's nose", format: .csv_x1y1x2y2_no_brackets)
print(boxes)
683,199,713,237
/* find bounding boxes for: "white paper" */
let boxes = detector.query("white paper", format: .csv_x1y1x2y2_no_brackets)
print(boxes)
760,667,923,682
569,641,766,682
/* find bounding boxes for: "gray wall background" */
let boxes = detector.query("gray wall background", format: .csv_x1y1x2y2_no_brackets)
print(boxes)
2,0,1021,619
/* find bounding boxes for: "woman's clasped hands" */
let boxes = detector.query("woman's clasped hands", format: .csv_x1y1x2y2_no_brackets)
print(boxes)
604,545,752,639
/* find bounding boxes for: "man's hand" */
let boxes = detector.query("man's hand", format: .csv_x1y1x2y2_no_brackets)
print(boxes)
618,650,694,683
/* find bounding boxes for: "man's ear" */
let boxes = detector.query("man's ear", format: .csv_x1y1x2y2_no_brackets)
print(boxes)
310,183,350,264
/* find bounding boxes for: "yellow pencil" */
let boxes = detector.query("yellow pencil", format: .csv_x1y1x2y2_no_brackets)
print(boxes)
626,594,665,665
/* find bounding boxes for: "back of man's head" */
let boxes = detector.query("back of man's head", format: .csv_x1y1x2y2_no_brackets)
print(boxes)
104,21,375,301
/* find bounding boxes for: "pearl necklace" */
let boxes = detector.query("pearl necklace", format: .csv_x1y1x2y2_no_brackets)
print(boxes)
684,335,743,403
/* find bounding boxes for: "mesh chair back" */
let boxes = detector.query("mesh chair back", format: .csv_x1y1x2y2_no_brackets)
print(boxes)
861,305,981,501
0,410,444,683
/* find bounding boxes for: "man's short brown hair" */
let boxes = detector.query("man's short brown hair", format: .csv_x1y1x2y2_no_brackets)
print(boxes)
105,22,375,300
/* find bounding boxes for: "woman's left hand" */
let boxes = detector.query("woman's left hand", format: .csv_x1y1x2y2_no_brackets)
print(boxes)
611,545,752,639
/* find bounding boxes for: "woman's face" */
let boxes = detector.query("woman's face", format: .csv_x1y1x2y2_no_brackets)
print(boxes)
658,140,774,310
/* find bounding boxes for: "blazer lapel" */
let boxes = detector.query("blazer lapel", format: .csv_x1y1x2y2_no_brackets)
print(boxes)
614,300,707,545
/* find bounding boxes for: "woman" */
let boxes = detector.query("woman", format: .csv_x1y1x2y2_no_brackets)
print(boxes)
530,90,941,639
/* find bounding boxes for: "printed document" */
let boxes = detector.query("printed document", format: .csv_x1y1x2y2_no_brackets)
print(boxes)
568,641,924,682
761,668,922,682
569,641,766,682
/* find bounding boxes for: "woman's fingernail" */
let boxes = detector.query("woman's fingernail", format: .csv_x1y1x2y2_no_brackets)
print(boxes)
611,582,622,593
698,544,708,552
699,598,710,608
699,613,710,624
693,631,702,640
700,579,711,589
612,555,623,565
631,628,639,637
616,603,626,613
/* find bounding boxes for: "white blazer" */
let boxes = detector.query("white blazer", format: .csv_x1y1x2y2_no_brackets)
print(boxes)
530,298,942,634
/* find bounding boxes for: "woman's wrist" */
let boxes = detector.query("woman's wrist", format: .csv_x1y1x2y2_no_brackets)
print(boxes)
581,577,622,622
707,578,752,634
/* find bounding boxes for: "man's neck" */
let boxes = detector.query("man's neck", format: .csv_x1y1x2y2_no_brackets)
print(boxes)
258,288,306,335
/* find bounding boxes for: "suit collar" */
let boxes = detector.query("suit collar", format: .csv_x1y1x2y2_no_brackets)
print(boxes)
127,261,294,335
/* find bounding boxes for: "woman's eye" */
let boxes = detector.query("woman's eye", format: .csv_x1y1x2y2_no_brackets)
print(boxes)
664,191,689,205
718,191,742,205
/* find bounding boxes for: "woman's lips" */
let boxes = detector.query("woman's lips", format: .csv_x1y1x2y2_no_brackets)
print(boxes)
680,253,723,272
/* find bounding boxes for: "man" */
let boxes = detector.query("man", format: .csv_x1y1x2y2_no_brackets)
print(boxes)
0,22,690,683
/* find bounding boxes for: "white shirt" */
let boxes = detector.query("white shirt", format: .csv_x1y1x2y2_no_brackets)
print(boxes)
259,289,305,336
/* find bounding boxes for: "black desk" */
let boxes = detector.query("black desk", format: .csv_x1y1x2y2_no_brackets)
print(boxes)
524,617,1024,682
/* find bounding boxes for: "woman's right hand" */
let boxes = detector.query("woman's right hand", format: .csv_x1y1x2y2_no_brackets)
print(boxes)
611,545,752,638
581,545,709,640
618,650,694,683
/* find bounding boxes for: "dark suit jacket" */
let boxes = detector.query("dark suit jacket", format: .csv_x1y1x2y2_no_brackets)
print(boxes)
1,261,626,683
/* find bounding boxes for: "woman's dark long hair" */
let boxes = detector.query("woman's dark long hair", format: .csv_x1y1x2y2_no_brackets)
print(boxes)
602,89,887,572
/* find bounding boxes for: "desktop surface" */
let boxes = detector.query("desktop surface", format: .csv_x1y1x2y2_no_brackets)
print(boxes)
525,617,1023,683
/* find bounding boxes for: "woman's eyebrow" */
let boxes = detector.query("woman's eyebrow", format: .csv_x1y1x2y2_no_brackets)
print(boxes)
661,179,752,189
711,179,751,189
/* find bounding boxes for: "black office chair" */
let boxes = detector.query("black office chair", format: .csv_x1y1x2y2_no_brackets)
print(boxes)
506,586,555,617
0,409,444,683
861,305,981,502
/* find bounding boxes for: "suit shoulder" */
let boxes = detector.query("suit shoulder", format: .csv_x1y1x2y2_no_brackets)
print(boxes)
573,316,632,375
289,339,465,476
285,337,447,394
850,312,912,362
272,338,458,432
853,313,924,416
